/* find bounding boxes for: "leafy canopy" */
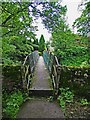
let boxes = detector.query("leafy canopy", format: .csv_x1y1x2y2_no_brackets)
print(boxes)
73,0,90,36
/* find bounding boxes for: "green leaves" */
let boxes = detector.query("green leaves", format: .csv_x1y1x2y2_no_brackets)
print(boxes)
51,29,89,67
3,91,24,118
80,98,89,105
73,1,90,36
57,88,74,111
2,35,33,65
1,2,38,65
40,2,67,31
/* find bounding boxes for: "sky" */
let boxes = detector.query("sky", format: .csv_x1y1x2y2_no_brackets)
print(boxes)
33,0,82,41
61,0,82,32
33,17,52,42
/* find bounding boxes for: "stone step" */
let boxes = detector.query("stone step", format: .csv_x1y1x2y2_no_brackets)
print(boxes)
29,89,53,97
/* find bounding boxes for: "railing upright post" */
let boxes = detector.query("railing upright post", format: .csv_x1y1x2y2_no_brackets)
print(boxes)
56,65,61,95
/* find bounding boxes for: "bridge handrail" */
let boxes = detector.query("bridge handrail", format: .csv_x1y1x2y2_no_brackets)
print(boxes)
21,50,39,90
43,50,61,96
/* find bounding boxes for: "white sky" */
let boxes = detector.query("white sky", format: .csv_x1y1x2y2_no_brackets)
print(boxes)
33,17,52,42
33,0,82,41
61,0,82,32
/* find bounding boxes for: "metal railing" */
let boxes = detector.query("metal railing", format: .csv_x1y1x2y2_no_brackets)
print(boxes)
43,51,61,96
21,51,39,90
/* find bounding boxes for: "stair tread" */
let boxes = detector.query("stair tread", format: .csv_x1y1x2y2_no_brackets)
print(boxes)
30,88,53,90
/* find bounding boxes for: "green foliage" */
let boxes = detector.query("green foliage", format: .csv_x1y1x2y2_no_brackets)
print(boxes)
1,2,38,65
47,1,89,67
41,2,67,31
73,1,90,36
80,98,89,105
2,36,34,65
61,55,89,67
57,88,74,111
1,2,34,37
1,1,89,68
51,30,89,67
39,34,46,53
2,91,24,118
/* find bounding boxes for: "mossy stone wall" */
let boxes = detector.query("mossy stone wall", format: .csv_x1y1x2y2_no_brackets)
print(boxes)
2,65,22,92
60,66,90,99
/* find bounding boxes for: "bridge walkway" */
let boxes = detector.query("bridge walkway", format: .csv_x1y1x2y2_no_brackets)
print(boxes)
30,56,53,90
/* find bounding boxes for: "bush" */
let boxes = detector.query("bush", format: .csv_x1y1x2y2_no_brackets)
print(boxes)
3,91,24,118
57,88,74,111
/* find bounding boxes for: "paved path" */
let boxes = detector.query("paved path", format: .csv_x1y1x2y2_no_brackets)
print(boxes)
17,98,64,118
17,56,64,118
30,56,53,90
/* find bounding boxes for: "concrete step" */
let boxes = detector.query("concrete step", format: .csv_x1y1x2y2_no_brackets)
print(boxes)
29,89,53,97
17,98,65,118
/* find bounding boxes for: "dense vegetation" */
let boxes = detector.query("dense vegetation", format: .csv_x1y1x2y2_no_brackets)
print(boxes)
3,91,24,118
1,1,89,66
1,1,68,65
57,87,90,118
44,1,89,67
2,90,29,118
1,2,38,65
51,30,89,66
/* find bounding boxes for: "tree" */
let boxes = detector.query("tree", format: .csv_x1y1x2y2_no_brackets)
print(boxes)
1,2,37,65
40,2,67,32
26,1,68,32
73,1,90,36
39,35,45,53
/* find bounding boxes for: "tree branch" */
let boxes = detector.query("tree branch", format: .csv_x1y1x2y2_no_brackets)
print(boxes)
1,5,28,26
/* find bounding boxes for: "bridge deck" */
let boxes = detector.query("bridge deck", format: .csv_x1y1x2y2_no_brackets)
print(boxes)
30,56,53,90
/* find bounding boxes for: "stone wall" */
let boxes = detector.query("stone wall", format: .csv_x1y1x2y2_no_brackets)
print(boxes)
2,65,22,92
60,66,90,99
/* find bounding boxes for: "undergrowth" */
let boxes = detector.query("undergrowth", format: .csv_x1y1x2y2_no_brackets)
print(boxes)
57,87,90,118
57,88,74,112
2,90,28,118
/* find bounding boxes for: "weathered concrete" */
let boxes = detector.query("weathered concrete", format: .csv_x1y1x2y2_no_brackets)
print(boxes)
30,56,53,90
17,98,65,118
